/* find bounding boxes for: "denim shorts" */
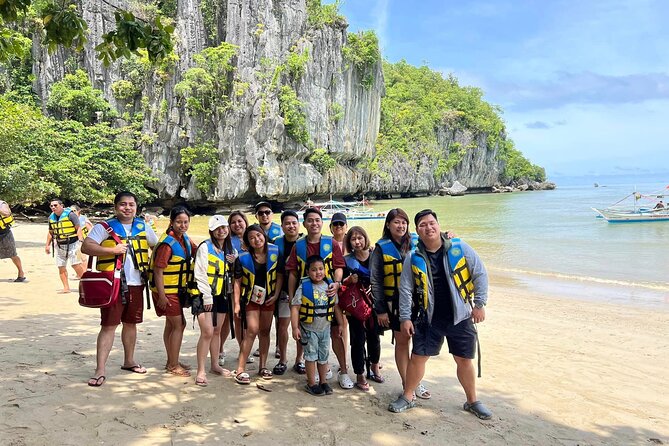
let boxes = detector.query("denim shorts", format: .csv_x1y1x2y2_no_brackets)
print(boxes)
412,318,477,359
300,326,330,364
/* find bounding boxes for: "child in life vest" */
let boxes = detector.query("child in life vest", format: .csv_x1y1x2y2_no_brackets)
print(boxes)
291,255,344,396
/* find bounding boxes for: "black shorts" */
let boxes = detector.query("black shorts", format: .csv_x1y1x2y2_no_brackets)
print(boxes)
213,294,229,314
412,318,477,359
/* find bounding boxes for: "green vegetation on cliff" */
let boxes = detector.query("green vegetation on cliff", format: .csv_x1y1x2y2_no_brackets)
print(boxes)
375,60,545,183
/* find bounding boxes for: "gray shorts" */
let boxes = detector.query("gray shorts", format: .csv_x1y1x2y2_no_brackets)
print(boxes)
0,231,17,259
277,291,291,318
56,241,82,267
300,327,330,364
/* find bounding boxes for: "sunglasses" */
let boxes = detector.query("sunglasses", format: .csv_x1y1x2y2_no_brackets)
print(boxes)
257,210,272,216
331,221,346,227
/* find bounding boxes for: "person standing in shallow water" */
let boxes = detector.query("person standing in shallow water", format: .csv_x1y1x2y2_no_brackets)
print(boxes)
0,199,26,282
149,206,197,377
388,209,492,419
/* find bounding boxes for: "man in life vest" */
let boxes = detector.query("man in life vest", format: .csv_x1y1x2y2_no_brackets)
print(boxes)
388,209,492,420
255,201,283,243
45,199,86,293
285,207,352,388
81,191,158,387
0,199,26,282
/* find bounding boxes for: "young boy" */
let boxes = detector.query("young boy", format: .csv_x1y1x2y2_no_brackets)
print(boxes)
291,255,344,396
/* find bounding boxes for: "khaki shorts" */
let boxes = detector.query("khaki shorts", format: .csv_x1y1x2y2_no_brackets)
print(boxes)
55,241,82,267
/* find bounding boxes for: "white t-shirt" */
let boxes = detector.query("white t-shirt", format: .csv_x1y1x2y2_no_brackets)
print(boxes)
88,221,158,286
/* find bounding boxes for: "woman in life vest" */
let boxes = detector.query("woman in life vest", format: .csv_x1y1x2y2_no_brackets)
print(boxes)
232,224,284,384
370,208,431,399
218,210,250,365
342,226,383,391
150,206,197,377
192,215,235,386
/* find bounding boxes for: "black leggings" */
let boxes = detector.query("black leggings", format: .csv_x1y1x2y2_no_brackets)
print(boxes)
348,315,381,375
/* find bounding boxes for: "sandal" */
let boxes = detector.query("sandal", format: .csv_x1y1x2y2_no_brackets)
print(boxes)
368,371,385,383
355,381,370,392
293,362,306,375
87,376,106,387
415,382,431,399
272,362,288,376
121,364,147,374
388,395,416,413
258,368,273,380
304,384,324,396
463,401,493,420
235,372,251,385
195,377,208,387
167,366,191,377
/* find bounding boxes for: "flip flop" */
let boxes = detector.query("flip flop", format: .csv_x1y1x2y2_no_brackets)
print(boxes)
256,383,272,392
355,381,370,392
235,372,251,385
210,368,233,377
121,364,147,374
88,376,106,387
368,372,385,383
14,277,26,283
195,377,208,387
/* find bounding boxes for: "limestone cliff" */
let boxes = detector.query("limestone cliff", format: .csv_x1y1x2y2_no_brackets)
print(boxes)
31,0,526,203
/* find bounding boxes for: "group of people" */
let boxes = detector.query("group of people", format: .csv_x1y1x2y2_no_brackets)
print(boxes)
3,191,493,419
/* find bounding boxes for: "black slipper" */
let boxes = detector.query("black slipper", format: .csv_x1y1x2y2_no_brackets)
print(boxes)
14,277,26,283
88,376,106,387
121,364,147,374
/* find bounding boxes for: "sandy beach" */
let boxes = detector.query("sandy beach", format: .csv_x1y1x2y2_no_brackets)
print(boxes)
1,223,667,446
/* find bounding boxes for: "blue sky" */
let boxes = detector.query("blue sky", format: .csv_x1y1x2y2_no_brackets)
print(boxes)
339,0,669,179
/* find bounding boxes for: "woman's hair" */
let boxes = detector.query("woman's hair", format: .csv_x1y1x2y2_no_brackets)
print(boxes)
243,224,267,256
381,208,411,254
228,210,249,236
168,206,192,233
344,226,370,253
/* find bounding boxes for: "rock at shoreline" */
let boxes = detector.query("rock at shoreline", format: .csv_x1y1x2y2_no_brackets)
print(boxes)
439,181,468,196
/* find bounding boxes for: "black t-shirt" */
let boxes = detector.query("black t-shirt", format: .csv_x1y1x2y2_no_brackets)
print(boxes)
234,255,284,289
426,246,453,329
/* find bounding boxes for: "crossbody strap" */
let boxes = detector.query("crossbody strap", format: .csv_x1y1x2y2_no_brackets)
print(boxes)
100,221,124,271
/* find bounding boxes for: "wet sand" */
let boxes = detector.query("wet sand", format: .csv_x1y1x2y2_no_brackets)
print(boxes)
1,223,667,445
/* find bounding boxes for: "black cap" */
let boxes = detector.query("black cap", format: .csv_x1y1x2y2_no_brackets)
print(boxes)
331,212,347,224
254,201,272,212
414,209,438,227
302,207,322,219
281,210,299,222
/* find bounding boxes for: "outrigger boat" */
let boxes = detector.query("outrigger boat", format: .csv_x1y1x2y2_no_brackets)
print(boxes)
592,188,669,223
298,197,388,221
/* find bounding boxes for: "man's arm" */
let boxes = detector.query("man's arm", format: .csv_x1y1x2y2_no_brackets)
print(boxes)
461,241,488,306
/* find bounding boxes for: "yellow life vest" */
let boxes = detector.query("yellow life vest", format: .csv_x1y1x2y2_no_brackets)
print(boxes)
196,239,228,298
377,234,417,301
149,232,193,295
295,235,334,279
48,208,77,242
0,213,14,231
298,277,335,324
238,244,279,304
97,218,151,273
447,239,474,302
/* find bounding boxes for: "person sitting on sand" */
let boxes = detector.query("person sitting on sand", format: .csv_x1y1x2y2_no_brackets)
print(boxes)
388,210,492,419
81,191,158,387
291,255,344,396
149,206,197,377
0,199,27,282
45,199,86,293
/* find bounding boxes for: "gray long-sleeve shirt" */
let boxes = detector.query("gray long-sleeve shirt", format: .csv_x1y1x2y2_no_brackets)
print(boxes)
398,234,488,326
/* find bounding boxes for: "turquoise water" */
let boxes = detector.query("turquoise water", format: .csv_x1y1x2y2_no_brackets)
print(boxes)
185,178,669,307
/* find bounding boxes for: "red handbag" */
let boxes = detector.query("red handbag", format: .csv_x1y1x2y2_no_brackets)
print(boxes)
338,282,372,321
78,222,124,309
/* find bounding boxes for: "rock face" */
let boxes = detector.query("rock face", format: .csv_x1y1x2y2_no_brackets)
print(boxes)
31,0,526,203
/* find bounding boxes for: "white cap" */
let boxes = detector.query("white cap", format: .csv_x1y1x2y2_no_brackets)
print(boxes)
208,215,228,231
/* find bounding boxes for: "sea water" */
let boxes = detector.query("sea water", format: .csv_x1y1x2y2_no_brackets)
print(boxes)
184,177,669,308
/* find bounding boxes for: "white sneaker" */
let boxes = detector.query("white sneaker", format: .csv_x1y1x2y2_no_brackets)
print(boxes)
338,371,354,389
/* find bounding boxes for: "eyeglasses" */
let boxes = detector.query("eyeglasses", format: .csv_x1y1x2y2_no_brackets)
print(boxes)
331,221,346,227
50,204,59,208
257,210,272,216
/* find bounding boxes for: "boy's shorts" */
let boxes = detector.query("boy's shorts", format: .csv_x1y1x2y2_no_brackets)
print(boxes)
300,327,330,364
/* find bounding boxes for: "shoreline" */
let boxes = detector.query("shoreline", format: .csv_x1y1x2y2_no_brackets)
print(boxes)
1,223,667,445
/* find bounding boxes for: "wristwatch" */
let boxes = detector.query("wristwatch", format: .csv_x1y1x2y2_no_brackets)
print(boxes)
474,301,486,309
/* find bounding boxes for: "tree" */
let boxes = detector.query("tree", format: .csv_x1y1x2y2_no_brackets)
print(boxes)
0,0,174,65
